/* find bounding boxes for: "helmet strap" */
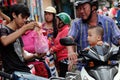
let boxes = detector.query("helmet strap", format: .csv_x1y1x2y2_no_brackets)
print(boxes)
58,22,64,29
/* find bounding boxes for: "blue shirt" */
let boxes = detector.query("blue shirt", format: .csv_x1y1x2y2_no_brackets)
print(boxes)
68,14,120,51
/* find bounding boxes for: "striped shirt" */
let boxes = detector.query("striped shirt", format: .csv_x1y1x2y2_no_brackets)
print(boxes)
68,14,120,51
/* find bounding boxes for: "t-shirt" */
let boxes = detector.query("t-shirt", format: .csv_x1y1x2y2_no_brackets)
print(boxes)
0,26,30,74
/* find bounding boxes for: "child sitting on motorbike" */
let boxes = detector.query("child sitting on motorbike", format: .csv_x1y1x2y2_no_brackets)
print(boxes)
68,25,108,71
84,25,109,50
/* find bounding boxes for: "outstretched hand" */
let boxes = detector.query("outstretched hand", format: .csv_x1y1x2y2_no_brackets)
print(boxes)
68,52,78,71
34,53,46,59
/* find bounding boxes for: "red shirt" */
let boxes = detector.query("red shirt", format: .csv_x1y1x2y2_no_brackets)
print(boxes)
51,25,69,61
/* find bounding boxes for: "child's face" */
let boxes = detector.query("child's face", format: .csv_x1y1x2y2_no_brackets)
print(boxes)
87,28,101,47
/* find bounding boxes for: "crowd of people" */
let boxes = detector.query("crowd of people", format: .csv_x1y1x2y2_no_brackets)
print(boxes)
0,0,120,79
97,1,120,24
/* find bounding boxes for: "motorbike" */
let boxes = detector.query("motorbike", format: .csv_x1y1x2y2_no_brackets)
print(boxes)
1,37,120,80
59,37,120,80
0,71,50,80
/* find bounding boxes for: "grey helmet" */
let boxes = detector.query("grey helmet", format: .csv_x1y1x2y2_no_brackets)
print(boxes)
75,0,98,10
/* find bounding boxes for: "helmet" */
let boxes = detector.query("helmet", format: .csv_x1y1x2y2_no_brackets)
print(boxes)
44,6,56,14
75,0,98,10
56,12,71,24
113,2,119,8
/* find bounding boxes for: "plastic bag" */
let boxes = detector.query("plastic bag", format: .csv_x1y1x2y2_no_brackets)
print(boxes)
34,30,49,54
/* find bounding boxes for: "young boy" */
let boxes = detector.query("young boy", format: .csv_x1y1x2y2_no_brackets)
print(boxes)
87,26,104,48
69,26,109,71
0,4,48,80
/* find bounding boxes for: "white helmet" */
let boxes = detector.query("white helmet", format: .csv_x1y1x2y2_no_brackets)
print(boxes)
44,6,56,14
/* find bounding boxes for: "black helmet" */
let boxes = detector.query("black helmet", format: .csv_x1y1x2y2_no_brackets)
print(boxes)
75,0,98,10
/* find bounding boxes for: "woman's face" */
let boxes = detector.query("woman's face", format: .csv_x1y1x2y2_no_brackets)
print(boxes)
44,12,54,22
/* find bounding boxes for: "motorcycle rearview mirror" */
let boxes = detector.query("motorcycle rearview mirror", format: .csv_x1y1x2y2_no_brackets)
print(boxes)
60,37,76,46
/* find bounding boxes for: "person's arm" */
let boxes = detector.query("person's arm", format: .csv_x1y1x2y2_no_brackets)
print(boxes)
67,36,78,71
67,36,78,61
23,50,46,61
0,22,38,46
0,10,10,24
110,18,120,46
67,20,79,70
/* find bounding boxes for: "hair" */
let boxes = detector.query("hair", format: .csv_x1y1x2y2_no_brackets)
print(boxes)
52,13,58,38
88,26,104,40
9,3,30,21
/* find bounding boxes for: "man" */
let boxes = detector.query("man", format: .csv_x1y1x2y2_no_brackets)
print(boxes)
67,0,120,70
0,4,48,80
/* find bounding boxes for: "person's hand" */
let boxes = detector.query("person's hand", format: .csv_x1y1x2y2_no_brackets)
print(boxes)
84,47,90,51
33,22,43,36
68,62,74,71
34,53,46,59
49,48,54,54
97,41,103,46
23,21,39,31
68,52,78,71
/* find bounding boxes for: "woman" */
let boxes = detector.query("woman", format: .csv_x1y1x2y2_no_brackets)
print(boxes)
50,12,71,77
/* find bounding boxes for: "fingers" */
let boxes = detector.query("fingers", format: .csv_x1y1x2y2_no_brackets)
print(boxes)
97,41,103,46
24,21,39,30
68,52,78,72
68,63,73,71
68,53,78,63
35,53,46,58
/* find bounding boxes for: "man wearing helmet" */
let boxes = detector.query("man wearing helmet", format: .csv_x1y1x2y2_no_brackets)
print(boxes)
50,12,71,77
67,0,120,70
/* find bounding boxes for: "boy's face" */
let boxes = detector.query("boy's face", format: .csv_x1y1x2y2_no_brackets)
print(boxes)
87,28,101,47
13,13,28,28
